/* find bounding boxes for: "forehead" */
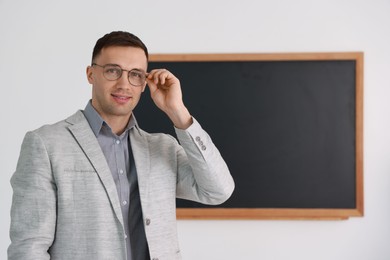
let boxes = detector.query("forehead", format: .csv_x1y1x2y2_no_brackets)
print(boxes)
96,46,148,69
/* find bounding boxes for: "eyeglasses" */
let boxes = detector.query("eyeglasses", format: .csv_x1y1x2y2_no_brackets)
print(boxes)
92,63,147,86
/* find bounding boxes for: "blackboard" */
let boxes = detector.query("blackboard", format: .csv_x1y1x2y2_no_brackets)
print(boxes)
135,53,364,220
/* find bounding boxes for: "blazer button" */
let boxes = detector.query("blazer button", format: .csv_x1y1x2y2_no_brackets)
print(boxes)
146,218,151,226
201,145,206,151
195,136,201,142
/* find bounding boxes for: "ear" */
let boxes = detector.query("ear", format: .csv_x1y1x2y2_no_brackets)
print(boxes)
86,66,94,84
141,82,147,92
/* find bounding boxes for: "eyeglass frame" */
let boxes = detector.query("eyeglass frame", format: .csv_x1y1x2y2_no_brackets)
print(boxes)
92,63,147,86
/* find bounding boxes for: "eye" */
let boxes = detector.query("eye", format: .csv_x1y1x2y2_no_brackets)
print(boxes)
129,70,145,79
104,66,121,77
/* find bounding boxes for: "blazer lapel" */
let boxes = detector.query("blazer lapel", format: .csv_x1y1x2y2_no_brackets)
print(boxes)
65,111,124,228
130,127,150,204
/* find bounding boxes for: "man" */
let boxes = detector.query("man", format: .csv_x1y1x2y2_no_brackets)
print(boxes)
8,31,234,260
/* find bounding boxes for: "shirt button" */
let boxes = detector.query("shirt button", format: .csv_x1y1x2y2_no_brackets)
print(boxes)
115,140,120,144
145,218,151,225
122,200,128,206
119,169,124,175
124,234,128,239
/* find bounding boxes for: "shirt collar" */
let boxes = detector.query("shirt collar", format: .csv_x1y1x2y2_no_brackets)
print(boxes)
83,100,139,137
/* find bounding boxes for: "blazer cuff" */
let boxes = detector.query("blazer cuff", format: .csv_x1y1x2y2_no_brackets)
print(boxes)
174,117,208,150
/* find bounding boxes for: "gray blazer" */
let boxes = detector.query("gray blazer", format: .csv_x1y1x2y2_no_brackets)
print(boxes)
8,110,234,260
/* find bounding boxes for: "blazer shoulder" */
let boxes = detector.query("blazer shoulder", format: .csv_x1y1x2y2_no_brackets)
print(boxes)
137,127,179,146
138,128,177,142
30,110,85,138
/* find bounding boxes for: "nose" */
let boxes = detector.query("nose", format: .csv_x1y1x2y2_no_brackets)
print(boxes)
116,71,132,89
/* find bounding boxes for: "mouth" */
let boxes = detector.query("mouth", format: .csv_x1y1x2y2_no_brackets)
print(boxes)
111,94,131,104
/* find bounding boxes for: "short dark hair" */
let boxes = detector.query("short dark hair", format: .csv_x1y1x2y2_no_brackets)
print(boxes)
91,31,148,64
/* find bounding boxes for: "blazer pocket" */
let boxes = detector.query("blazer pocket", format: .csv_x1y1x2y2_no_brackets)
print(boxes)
63,158,96,173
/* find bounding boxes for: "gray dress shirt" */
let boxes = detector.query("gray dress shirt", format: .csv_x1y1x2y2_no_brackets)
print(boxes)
83,101,149,260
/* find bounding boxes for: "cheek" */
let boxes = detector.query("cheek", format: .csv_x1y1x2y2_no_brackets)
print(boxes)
132,89,144,103
92,84,103,96
93,81,113,94
92,84,109,101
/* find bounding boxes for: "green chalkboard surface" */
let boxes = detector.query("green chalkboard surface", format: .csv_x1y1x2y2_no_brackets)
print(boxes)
134,53,364,219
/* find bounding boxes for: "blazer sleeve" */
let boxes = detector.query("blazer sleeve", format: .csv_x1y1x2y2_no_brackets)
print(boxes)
8,131,56,260
174,118,235,205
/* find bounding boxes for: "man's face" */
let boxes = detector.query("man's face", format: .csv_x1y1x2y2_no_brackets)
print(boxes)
86,46,148,123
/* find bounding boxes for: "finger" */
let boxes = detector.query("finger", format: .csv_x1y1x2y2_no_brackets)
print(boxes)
146,77,158,93
148,69,170,85
147,69,161,82
154,69,168,85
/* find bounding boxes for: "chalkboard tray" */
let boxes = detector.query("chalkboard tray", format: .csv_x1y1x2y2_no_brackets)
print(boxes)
135,53,363,220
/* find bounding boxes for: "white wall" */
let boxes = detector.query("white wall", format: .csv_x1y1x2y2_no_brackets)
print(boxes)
1,0,389,259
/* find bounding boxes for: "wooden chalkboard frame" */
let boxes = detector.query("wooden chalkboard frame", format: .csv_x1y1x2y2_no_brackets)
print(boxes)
149,52,364,220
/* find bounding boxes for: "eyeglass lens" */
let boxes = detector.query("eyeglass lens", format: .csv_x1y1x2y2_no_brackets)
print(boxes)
102,65,146,86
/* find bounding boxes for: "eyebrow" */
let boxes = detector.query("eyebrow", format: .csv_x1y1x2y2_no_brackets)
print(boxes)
104,63,121,67
105,63,147,73
131,68,146,73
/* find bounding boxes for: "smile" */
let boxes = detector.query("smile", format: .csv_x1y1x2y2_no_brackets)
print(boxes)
111,94,131,103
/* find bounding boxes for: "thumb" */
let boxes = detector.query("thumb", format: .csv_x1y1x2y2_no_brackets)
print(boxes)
146,78,158,95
